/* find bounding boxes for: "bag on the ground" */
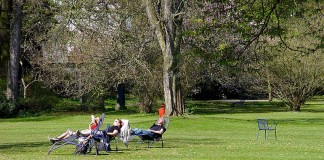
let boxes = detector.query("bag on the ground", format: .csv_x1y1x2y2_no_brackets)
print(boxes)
75,141,89,154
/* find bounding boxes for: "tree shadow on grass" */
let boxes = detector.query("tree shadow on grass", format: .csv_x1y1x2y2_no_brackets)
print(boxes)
185,98,324,115
0,141,128,155
186,100,287,115
302,97,324,113
278,118,324,125
0,141,50,151
0,115,67,122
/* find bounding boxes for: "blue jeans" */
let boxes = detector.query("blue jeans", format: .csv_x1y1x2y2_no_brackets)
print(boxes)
131,128,154,139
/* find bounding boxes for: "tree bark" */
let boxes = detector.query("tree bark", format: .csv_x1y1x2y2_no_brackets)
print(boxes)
162,0,175,116
172,71,184,115
0,0,11,75
7,0,23,106
116,83,126,111
266,67,272,101
171,1,184,115
144,0,185,116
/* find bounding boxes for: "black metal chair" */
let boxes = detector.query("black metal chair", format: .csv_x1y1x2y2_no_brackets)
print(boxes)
256,119,277,140
137,117,170,148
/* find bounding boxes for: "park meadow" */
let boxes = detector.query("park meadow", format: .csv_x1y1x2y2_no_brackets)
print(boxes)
1,97,324,160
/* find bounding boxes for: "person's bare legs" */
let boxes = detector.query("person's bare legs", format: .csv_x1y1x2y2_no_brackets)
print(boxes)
79,129,91,137
56,129,69,139
49,129,74,143
58,129,74,139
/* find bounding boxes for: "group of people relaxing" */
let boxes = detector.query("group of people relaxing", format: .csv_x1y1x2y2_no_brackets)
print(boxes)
49,114,166,150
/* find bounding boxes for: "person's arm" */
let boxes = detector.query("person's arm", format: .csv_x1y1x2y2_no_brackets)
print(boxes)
83,135,92,143
107,129,119,137
149,128,164,135
89,115,95,130
88,123,92,130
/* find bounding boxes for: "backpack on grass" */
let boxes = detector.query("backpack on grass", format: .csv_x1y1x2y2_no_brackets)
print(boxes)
75,140,89,154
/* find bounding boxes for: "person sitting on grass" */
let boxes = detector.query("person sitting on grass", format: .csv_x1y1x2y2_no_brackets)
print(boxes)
131,118,166,140
49,115,100,143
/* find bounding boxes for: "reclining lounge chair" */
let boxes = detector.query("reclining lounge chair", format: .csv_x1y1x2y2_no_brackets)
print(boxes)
135,117,170,148
47,113,105,155
87,119,131,155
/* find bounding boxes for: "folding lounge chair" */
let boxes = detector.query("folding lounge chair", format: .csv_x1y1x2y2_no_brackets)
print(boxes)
88,119,131,155
86,124,111,155
137,117,170,148
75,113,106,154
47,131,79,155
111,119,131,151
47,113,105,155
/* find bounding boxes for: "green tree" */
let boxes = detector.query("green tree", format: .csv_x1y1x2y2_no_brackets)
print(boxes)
252,0,324,111
19,0,322,115
268,52,324,111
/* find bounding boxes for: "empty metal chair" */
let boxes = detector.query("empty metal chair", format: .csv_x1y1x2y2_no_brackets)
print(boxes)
256,119,277,140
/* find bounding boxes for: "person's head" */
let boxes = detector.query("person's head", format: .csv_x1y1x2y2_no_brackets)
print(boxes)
157,118,164,125
113,119,123,128
160,103,165,108
92,116,100,124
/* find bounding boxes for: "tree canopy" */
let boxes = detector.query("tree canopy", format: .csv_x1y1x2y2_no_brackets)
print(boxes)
1,0,323,116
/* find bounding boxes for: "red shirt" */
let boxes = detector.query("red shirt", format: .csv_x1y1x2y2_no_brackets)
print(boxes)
90,123,98,130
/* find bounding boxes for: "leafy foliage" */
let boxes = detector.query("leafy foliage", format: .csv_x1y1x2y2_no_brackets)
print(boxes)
52,98,81,112
0,94,15,117
252,0,324,111
1,0,322,115
18,82,59,112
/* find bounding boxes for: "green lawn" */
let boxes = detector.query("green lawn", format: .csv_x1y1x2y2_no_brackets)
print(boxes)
1,98,324,160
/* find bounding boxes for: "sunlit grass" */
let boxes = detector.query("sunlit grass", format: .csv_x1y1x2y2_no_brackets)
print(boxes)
1,97,324,159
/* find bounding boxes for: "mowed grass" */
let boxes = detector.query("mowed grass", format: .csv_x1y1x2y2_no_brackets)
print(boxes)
1,97,324,160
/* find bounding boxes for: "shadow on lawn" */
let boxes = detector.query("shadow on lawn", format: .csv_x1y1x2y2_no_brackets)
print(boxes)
302,97,324,113
278,117,324,124
0,141,130,155
186,100,287,115
186,98,324,114
0,141,49,151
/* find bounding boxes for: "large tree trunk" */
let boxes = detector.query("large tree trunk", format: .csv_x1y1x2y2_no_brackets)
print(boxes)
7,0,23,106
163,0,175,116
172,2,184,115
0,0,11,76
116,83,126,111
172,71,184,116
145,0,185,116
266,67,272,101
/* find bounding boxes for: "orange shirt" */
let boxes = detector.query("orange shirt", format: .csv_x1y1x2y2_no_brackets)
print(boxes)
158,107,165,117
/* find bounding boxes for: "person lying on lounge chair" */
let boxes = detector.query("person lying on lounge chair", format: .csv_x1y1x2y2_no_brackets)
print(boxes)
131,118,166,139
49,115,100,143
84,119,123,151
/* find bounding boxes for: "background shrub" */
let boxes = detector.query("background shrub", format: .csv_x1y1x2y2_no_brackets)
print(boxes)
53,98,81,111
0,94,15,117
18,82,60,112
19,95,60,112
